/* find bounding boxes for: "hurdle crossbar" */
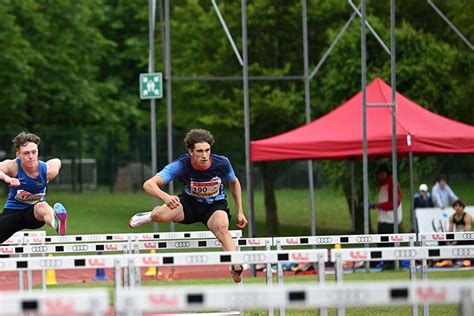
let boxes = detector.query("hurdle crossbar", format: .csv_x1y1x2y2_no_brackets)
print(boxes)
115,280,474,313
0,237,273,256
274,233,416,246
0,289,109,314
4,230,243,245
0,249,328,272
419,232,474,243
330,245,474,262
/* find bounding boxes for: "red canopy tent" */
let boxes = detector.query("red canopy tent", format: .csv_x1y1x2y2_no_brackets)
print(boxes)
251,77,474,161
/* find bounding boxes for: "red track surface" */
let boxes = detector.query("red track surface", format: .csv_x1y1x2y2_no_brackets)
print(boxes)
0,265,253,291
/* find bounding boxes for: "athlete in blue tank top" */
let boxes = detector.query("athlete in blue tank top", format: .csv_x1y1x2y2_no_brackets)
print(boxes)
0,132,68,244
129,129,248,283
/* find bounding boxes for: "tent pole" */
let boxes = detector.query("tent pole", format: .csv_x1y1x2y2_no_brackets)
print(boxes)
361,0,369,236
350,161,356,233
409,147,416,234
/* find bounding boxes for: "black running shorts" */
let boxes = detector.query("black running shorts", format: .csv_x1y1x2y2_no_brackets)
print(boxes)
177,194,231,227
0,207,45,244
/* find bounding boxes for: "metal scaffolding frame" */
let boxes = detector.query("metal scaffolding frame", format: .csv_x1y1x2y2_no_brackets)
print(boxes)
145,0,470,245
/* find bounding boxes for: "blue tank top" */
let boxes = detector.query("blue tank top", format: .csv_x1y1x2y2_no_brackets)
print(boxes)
4,159,48,209
158,153,237,204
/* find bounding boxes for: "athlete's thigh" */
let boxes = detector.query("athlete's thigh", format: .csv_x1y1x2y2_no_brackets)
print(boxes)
0,209,27,243
206,210,230,231
156,203,185,222
25,207,45,229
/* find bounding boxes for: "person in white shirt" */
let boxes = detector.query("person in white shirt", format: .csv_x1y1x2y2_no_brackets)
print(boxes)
431,175,458,209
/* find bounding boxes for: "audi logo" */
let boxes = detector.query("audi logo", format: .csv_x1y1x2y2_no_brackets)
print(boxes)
185,255,209,264
72,245,90,252
243,254,267,263
356,236,373,243
462,233,473,240
452,248,472,257
316,237,334,244
39,259,63,268
31,246,48,253
394,249,417,258
328,289,370,304
174,241,191,248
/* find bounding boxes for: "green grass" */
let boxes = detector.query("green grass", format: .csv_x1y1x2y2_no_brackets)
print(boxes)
1,179,471,236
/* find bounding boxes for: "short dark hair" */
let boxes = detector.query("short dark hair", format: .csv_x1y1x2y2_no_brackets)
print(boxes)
12,132,41,151
375,163,390,175
184,129,214,149
437,174,448,182
452,199,465,209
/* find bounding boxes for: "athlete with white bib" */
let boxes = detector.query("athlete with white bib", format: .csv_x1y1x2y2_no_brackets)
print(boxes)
128,129,248,282
0,132,68,244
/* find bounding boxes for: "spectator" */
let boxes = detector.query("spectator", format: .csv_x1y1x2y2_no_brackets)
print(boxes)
371,163,402,270
435,200,472,268
431,175,458,209
413,183,434,209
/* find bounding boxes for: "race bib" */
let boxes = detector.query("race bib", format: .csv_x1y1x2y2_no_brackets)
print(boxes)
14,189,45,204
190,178,221,198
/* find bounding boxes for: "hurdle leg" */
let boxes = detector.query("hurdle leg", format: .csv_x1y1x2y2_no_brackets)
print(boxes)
459,288,472,316
318,253,328,316
421,240,429,316
264,242,274,316
113,258,123,315
133,241,141,287
275,241,285,316
409,238,418,316
335,253,345,316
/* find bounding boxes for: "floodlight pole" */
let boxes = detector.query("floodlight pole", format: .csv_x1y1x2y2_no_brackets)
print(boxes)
301,0,316,237
164,0,175,234
148,0,159,232
241,0,254,239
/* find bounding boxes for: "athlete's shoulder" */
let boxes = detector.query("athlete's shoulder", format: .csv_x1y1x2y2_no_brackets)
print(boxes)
211,154,231,163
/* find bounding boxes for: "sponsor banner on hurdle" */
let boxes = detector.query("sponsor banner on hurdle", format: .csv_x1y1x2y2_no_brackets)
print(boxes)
3,231,47,245
0,249,328,272
115,280,474,312
274,233,415,246
5,230,243,245
0,289,109,314
419,231,474,243
0,237,273,256
330,246,474,262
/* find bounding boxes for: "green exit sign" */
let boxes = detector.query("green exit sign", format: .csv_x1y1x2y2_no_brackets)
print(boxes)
140,73,163,99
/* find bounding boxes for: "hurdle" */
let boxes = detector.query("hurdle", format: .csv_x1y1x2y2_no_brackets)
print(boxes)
1,236,273,290
331,245,474,316
0,289,109,316
2,231,47,292
4,230,243,245
114,280,474,316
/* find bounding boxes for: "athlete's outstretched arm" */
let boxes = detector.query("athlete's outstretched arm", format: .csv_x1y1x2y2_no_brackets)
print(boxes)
229,178,247,229
46,158,61,181
0,159,19,187
143,175,181,209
